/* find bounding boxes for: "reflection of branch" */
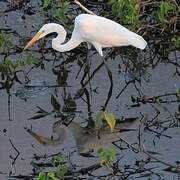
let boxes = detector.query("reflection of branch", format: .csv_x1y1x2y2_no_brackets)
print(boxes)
80,54,94,126
80,56,113,110
101,57,113,110
132,92,180,104
8,93,12,121
9,175,34,179
146,127,172,139
116,80,134,99
74,61,105,100
74,0,95,15
84,62,104,87
118,136,176,168
9,138,20,175
76,163,101,174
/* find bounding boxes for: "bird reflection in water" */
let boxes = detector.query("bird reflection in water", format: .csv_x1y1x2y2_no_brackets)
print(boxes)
27,117,141,155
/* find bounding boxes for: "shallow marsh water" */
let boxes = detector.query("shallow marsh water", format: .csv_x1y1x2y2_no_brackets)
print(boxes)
0,0,180,179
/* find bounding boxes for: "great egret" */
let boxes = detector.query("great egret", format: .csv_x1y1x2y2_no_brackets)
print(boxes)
24,14,147,55
27,117,140,154
24,14,147,107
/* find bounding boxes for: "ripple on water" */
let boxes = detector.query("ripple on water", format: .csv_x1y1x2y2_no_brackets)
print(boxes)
12,80,54,100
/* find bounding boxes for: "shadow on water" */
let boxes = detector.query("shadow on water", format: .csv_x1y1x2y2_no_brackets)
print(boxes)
0,0,180,179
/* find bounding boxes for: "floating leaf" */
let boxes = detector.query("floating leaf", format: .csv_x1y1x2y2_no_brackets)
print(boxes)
37,172,46,180
104,113,116,132
95,111,105,130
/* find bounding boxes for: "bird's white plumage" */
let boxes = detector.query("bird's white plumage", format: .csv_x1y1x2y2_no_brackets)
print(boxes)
25,14,147,56
76,14,146,47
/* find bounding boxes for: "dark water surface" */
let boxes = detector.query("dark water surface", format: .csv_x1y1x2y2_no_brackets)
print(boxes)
0,1,180,179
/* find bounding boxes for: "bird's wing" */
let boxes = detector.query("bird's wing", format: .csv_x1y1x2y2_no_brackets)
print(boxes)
75,14,147,50
75,14,132,47
114,117,141,132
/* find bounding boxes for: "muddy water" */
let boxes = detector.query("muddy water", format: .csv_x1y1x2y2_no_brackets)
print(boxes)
0,52,180,179
1,1,180,179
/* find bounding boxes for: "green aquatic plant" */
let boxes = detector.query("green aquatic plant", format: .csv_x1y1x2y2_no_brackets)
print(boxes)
171,35,180,48
53,155,68,179
109,0,140,30
98,147,116,167
0,58,15,76
42,0,70,23
108,0,179,33
16,54,39,67
153,1,176,31
37,172,46,180
37,171,56,180
43,0,52,9
37,155,68,180
52,0,70,23
95,111,116,132
0,31,14,54
0,54,39,83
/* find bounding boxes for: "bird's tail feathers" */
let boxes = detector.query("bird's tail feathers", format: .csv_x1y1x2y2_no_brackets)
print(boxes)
129,32,147,50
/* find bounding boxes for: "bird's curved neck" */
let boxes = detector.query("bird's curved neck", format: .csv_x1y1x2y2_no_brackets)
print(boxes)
41,127,66,146
52,31,82,53
54,127,66,145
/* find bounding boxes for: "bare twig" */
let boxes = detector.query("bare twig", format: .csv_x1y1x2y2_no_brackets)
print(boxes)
74,0,95,15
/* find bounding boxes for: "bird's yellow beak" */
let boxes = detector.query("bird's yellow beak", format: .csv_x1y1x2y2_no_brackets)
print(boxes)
24,31,44,50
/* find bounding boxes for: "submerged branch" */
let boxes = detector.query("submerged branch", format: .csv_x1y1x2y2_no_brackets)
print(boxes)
118,136,177,169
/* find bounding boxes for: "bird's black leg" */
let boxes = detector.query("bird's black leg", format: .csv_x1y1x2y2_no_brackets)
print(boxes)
101,56,113,110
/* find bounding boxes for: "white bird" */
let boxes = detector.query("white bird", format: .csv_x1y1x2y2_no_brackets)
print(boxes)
24,14,147,55
24,14,147,106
